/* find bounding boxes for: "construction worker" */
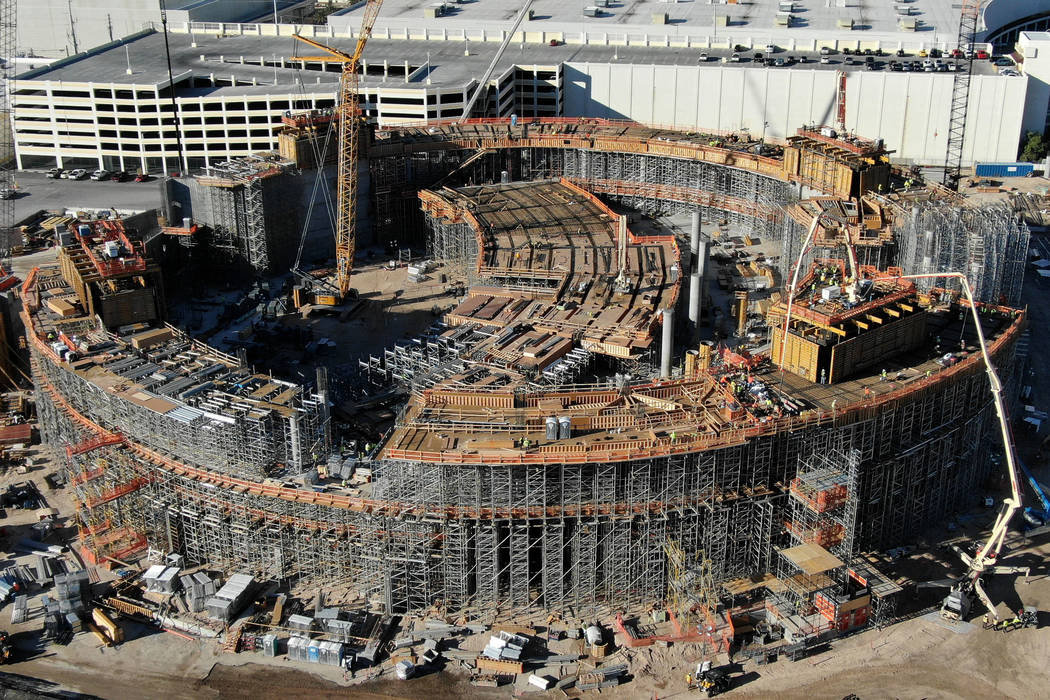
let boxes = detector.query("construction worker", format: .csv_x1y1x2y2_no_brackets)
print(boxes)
926,369,933,379
685,673,693,687
880,368,888,382
864,386,872,398
522,437,530,449
670,431,677,444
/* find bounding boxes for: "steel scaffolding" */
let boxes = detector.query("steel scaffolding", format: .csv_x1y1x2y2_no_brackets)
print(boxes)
187,155,302,276
372,145,793,251
36,328,1015,613
897,201,1029,306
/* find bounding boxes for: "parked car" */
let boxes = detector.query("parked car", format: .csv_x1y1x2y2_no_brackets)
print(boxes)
994,57,1014,67
950,48,964,59
765,44,776,54
45,167,63,179
67,169,89,180
896,48,906,57
930,48,942,58
134,172,151,182
976,49,989,59
729,52,741,62
89,169,111,181
0,187,13,200
698,52,709,62
753,52,764,61
110,171,129,182
820,55,831,64
1000,68,1021,77
774,57,786,67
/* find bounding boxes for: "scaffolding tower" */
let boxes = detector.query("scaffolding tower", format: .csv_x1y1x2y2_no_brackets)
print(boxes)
187,154,302,276
897,201,1029,305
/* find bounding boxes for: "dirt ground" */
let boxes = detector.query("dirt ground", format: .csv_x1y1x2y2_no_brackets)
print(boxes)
3,524,1048,700
956,173,1049,207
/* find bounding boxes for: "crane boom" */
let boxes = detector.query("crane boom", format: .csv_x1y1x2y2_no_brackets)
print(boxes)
293,0,384,301
457,0,535,122
873,272,1026,621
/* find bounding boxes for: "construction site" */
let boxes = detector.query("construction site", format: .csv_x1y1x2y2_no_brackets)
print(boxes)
0,108,1037,690
2,1,1050,697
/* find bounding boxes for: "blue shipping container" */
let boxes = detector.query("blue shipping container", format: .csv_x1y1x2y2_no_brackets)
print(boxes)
974,162,1035,178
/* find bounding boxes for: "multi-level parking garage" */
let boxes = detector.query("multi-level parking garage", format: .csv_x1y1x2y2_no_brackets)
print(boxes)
8,0,1044,175
32,120,1029,631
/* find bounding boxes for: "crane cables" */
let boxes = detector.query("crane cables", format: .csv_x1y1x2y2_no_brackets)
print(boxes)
289,38,339,275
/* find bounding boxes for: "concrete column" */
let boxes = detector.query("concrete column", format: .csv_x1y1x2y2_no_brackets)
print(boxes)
689,210,701,265
688,271,701,336
687,209,707,342
661,308,674,378
696,239,707,325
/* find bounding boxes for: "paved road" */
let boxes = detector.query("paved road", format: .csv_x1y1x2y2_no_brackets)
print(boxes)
10,172,167,223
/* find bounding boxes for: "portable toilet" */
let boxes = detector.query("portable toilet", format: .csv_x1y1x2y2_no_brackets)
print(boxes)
396,659,415,680
263,633,278,657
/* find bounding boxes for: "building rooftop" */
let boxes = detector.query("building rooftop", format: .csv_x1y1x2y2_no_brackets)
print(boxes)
332,0,965,47
13,22,1000,91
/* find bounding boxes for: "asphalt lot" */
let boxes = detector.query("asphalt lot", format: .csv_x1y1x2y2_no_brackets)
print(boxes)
10,172,167,223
